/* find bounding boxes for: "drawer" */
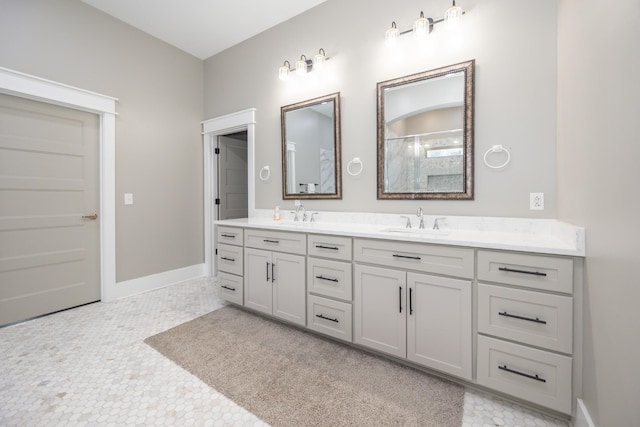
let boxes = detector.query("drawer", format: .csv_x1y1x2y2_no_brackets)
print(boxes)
477,335,572,414
218,272,243,305
217,226,244,246
307,234,352,261
217,243,243,276
478,250,573,294
307,294,352,342
307,258,352,301
354,238,474,279
478,283,573,353
244,229,306,254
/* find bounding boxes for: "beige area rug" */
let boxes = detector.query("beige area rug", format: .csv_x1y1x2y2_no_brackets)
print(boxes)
145,305,464,427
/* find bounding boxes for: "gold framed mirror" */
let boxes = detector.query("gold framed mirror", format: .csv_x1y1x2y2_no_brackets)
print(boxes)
377,60,475,200
281,92,341,199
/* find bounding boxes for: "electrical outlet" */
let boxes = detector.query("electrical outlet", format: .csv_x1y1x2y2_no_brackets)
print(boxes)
124,193,134,205
530,192,544,210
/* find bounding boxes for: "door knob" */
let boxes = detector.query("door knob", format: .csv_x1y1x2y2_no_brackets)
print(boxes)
82,213,98,220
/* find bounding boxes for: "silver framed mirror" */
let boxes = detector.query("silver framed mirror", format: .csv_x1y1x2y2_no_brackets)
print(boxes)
281,92,341,199
377,60,475,200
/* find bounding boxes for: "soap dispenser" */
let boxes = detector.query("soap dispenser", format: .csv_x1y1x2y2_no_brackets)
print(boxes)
273,206,281,221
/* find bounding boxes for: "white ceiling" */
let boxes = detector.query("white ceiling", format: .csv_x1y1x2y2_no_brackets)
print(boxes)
81,0,327,60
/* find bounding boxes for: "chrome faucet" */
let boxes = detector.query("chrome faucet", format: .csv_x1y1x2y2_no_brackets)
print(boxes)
433,217,446,230
310,212,319,223
417,207,425,229
400,215,412,229
291,203,305,221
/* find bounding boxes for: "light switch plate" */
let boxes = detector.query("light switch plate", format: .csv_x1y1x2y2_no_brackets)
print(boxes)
124,193,134,205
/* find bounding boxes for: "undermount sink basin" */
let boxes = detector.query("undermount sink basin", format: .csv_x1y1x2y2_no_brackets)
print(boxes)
380,227,450,236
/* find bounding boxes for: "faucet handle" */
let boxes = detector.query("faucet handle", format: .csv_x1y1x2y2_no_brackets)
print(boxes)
433,217,446,230
310,212,319,223
290,211,299,221
400,215,412,229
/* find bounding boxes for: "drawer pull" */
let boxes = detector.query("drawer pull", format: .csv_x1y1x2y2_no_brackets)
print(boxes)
498,267,547,277
315,244,339,250
220,233,236,238
315,275,338,283
498,364,547,383
263,239,280,244
220,257,235,262
220,285,236,292
498,311,547,325
393,254,422,260
315,313,339,323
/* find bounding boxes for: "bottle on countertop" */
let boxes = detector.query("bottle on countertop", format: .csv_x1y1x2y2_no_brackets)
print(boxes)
273,206,281,221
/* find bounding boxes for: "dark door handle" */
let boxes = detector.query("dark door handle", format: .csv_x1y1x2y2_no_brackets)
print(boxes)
220,285,236,291
315,275,338,282
220,233,236,238
271,262,275,282
498,365,546,383
220,257,235,262
393,254,421,260
263,239,280,244
266,262,270,282
409,287,413,315
315,245,339,250
315,314,339,323
399,286,402,313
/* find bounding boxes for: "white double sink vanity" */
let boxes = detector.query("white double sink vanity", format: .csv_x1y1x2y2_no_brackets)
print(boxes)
214,211,585,416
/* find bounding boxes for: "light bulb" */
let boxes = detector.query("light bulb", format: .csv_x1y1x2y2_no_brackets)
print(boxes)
296,55,308,76
413,11,430,39
444,0,463,28
313,49,326,71
278,61,290,81
385,22,400,47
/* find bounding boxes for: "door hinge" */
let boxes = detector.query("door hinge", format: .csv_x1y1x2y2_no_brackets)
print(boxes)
214,147,220,154
215,198,221,205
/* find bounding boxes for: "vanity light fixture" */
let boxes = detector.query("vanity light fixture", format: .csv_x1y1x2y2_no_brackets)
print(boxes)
384,1,465,45
278,48,330,81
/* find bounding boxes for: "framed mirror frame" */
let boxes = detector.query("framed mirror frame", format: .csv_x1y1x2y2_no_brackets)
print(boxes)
376,60,475,200
281,92,342,200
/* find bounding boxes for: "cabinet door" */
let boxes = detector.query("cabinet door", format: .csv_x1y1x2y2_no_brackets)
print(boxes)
354,264,406,358
244,248,272,315
407,272,472,380
272,252,306,326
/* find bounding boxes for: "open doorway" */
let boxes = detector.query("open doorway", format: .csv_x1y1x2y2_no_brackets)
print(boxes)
216,131,248,220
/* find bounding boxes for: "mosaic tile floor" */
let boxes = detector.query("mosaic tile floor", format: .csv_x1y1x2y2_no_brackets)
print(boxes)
0,278,569,427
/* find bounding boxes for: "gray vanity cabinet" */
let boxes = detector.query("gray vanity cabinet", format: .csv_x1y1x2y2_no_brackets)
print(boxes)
353,238,474,380
243,230,306,327
217,226,244,305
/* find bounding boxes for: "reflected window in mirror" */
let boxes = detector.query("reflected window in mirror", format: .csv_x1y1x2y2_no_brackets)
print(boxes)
377,60,475,199
281,92,341,199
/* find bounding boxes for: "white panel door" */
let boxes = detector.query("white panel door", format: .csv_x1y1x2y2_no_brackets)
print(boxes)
217,134,247,220
0,93,100,326
407,272,472,380
354,264,406,358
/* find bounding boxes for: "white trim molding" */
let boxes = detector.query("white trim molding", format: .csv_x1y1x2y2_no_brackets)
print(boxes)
575,399,597,427
202,109,256,277
0,67,118,302
111,264,206,301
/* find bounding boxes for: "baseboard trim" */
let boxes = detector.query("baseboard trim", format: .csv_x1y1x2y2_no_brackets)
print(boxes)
574,399,596,427
109,264,206,301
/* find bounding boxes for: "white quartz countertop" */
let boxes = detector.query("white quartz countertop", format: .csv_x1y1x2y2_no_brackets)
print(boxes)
215,211,585,257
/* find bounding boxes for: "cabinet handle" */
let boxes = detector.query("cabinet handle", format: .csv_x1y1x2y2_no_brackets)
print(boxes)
220,285,236,291
266,262,270,282
498,311,547,325
220,256,235,262
272,263,275,282
221,233,236,238
263,239,280,244
315,275,338,282
409,287,413,315
498,365,547,383
399,286,403,313
315,314,339,323
498,267,547,277
315,244,339,250
393,254,421,260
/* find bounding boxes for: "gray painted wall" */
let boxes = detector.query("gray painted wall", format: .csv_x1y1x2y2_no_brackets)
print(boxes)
204,0,558,218
0,0,204,282
557,0,640,425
